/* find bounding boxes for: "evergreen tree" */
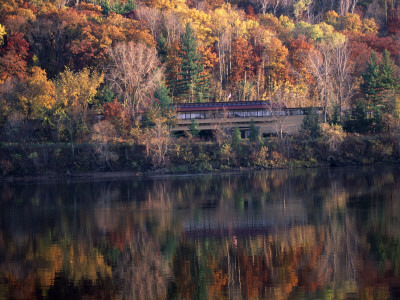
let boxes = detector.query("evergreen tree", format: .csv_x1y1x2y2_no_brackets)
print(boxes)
379,50,399,92
156,33,168,64
231,125,241,151
248,119,259,143
343,100,372,134
154,81,172,110
301,107,321,138
101,0,135,15
362,50,399,107
361,52,381,105
176,23,209,103
360,50,399,133
189,119,200,137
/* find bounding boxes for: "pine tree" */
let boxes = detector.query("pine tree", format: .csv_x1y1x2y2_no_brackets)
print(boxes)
154,81,172,110
248,119,259,143
361,52,381,105
189,119,200,137
379,50,399,92
232,125,241,151
176,23,209,103
156,33,168,64
362,50,399,106
302,107,321,138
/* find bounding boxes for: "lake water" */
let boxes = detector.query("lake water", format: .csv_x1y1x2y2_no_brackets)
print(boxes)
1,166,400,299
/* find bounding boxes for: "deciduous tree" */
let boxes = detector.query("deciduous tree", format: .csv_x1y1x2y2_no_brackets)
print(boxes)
0,32,30,83
107,41,163,115
55,67,104,142
21,66,56,120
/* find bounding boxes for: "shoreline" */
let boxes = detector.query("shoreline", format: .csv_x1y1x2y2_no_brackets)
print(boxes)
1,134,399,182
1,162,394,183
0,167,256,183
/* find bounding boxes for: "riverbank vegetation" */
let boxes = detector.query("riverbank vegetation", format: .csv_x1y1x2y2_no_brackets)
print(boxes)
1,0,400,175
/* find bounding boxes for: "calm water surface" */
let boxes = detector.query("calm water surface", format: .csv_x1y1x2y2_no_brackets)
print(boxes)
1,167,400,299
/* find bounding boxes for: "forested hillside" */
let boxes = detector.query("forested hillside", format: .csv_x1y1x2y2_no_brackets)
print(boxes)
1,0,400,173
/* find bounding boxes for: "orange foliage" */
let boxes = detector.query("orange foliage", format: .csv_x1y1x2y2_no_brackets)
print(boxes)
239,254,270,299
230,37,258,83
289,36,316,85
199,45,218,74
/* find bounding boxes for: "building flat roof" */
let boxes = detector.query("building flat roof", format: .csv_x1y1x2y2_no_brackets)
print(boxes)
175,101,287,112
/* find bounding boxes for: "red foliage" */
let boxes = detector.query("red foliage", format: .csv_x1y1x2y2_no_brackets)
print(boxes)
387,9,400,35
356,34,400,64
349,40,376,76
245,5,258,20
0,33,30,81
103,99,131,137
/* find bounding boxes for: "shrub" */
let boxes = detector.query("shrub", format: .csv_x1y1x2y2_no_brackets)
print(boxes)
321,123,346,153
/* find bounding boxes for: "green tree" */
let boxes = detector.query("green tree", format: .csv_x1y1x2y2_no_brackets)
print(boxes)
361,52,380,105
155,81,173,110
361,50,399,132
189,119,200,137
301,107,321,138
248,119,259,143
101,0,135,15
154,82,176,129
231,124,241,151
176,23,209,103
379,50,399,93
361,51,399,107
343,100,372,134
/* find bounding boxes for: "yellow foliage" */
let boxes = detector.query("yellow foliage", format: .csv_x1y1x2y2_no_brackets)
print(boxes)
318,22,335,35
180,8,214,46
363,18,379,34
21,67,56,119
259,13,280,32
55,68,104,113
14,7,37,22
324,10,339,27
210,4,240,36
341,13,363,33
321,123,346,153
210,4,259,42
62,243,112,284
36,244,63,289
279,15,295,31
234,18,259,38
147,0,187,10
263,36,288,65
0,24,6,46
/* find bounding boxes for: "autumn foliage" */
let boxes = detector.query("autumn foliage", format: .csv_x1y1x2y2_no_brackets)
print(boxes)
0,0,399,143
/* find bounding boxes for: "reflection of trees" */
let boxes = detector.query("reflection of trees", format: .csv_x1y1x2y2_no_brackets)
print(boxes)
114,236,171,300
3,166,400,298
0,234,113,299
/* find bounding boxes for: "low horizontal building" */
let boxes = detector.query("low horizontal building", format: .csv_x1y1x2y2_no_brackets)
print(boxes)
173,101,322,137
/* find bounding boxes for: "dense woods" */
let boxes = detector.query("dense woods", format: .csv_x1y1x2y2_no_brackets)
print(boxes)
1,0,400,173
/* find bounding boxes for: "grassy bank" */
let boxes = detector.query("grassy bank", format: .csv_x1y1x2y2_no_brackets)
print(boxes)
1,133,399,178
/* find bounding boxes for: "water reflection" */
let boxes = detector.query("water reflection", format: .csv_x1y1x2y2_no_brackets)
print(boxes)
1,167,400,299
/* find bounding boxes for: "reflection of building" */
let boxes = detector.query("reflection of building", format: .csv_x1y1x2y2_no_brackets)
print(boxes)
173,101,322,137
182,201,308,239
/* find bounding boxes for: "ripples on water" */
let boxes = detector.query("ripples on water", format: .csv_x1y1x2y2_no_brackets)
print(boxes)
1,166,400,299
